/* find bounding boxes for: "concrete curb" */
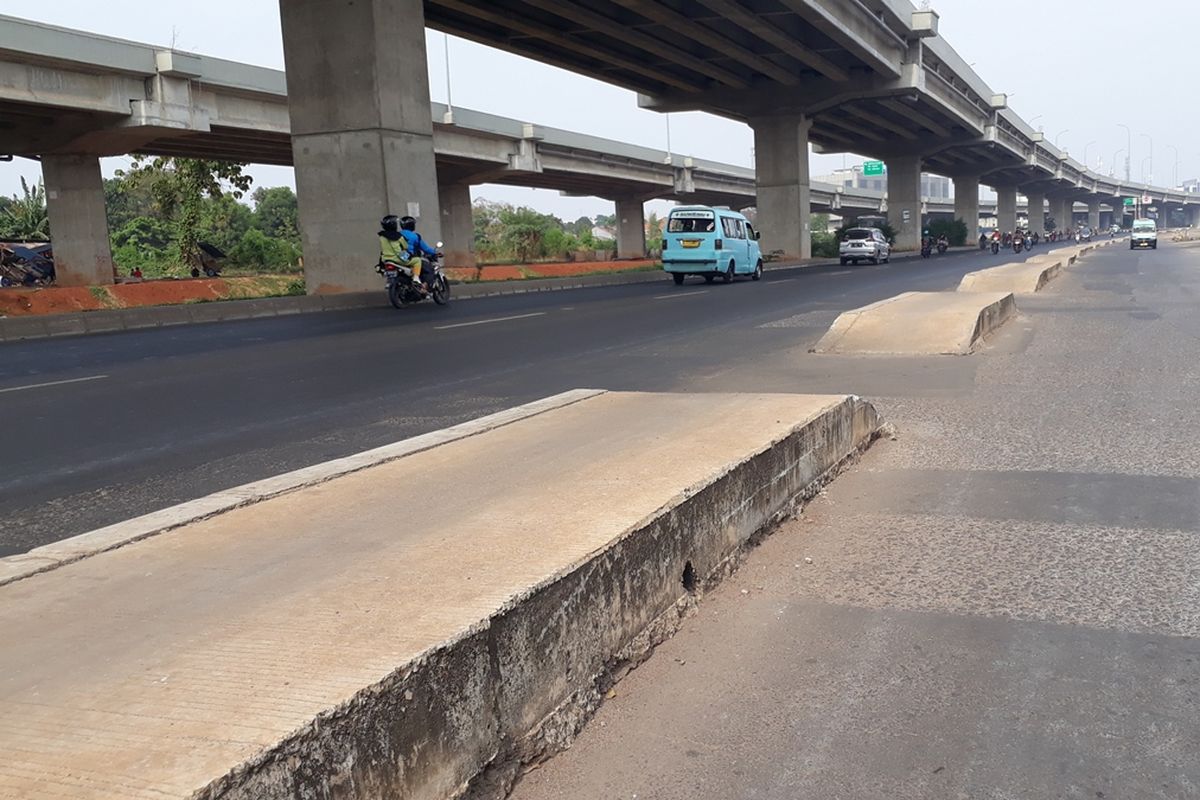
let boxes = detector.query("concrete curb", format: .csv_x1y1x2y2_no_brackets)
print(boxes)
957,258,1063,294
812,290,1017,355
0,388,605,588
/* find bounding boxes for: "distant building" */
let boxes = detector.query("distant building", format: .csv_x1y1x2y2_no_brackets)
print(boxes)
813,166,952,199
591,226,615,241
1181,178,1200,194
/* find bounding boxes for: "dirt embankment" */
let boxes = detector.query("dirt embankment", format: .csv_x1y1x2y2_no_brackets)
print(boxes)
0,276,300,317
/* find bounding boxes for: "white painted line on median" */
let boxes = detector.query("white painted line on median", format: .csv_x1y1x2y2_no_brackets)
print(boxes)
652,290,708,300
434,312,546,330
771,278,797,283
0,374,108,394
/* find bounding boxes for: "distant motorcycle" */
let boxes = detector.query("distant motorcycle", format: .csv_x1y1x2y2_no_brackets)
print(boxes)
377,245,450,308
920,238,933,258
991,239,1001,255
1013,237,1025,254
936,237,948,255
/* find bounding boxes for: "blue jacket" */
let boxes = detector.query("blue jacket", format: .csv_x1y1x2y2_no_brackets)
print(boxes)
400,229,437,258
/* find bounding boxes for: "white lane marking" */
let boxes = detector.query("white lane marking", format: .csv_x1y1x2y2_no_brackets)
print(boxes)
0,374,108,394
829,270,852,276
652,290,708,300
433,312,546,330
771,278,796,283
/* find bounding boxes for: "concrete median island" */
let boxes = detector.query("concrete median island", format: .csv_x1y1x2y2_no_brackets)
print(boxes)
958,258,1064,294
812,291,1017,356
0,389,879,800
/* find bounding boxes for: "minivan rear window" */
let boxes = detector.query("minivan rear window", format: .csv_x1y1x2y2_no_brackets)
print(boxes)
845,229,871,240
668,211,716,233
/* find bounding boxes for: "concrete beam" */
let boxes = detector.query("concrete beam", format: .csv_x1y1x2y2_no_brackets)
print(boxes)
776,0,905,79
751,115,811,260
42,154,113,286
433,0,699,95
610,0,800,86
518,0,748,89
281,0,441,294
693,0,850,82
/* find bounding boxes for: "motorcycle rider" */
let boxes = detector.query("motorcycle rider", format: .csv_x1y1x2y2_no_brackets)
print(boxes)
378,214,419,284
398,215,439,293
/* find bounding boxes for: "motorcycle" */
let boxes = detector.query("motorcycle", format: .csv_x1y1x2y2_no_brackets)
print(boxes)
920,238,933,258
936,237,948,255
991,239,1001,255
377,243,451,308
1013,238,1024,254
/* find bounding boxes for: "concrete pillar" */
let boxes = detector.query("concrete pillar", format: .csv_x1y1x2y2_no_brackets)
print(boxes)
1049,195,1072,233
1159,205,1174,228
995,185,1017,234
614,198,646,259
750,115,811,259
280,0,440,294
885,154,922,251
953,175,980,237
1024,190,1045,235
438,181,475,268
1188,206,1200,228
1088,199,1102,230
42,154,114,286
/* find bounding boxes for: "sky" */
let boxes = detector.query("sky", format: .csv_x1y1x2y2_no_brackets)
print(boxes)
2,0,1198,218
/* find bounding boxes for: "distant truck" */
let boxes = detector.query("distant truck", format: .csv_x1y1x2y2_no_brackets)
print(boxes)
1130,219,1158,250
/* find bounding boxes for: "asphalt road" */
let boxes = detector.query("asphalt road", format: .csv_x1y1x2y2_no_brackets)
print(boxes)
511,242,1200,800
0,244,1062,554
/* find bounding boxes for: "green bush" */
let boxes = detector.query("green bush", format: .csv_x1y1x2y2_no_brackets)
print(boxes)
229,228,302,272
927,218,969,247
811,230,839,258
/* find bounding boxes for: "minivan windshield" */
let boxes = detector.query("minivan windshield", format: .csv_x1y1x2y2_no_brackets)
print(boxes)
844,229,871,240
1133,219,1156,230
668,211,717,233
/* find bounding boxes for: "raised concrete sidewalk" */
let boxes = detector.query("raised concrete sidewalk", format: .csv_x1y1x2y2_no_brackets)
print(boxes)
0,389,878,800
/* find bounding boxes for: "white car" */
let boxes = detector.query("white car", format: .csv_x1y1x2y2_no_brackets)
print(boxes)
839,227,891,265
1131,219,1158,250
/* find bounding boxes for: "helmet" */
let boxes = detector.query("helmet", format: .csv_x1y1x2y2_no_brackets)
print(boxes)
399,215,417,231
380,214,399,232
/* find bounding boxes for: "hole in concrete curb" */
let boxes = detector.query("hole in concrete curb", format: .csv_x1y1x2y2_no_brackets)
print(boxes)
682,560,697,594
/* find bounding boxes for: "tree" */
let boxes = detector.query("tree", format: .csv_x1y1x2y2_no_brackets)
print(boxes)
251,186,299,242
0,177,49,240
646,210,663,253
202,194,255,256
116,157,252,266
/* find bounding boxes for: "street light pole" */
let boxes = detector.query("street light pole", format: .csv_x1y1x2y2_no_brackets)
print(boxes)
1084,140,1097,170
1167,144,1180,188
1055,129,1070,148
1112,148,1125,178
1141,133,1154,184
1117,123,1132,182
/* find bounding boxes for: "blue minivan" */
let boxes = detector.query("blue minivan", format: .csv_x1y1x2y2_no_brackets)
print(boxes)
662,206,763,285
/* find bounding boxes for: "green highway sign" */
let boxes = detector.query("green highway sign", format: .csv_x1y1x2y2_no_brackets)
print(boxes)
1123,197,1135,206
863,160,885,176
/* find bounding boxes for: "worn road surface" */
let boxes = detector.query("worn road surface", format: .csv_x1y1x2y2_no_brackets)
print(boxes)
1,245,1049,553
510,241,1200,799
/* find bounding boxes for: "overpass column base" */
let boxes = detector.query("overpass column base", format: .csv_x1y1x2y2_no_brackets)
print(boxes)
1088,199,1102,231
750,115,811,260
438,182,475,268
614,198,646,259
281,0,441,294
953,175,981,238
994,185,1017,235
885,155,921,251
1049,195,1072,234
43,155,113,287
1025,191,1046,236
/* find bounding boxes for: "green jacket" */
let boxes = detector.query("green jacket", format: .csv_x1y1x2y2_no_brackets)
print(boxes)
379,234,411,264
